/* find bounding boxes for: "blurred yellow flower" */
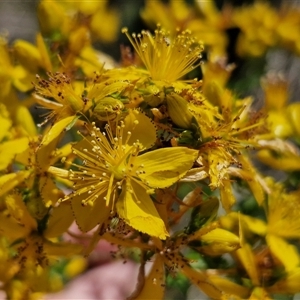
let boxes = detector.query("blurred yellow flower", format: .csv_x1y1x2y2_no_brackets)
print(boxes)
38,0,120,44
141,0,230,58
233,2,278,57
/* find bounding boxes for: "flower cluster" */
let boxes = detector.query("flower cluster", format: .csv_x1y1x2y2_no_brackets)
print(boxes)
0,1,300,299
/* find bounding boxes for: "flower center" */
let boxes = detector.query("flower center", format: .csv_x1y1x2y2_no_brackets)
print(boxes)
111,162,126,181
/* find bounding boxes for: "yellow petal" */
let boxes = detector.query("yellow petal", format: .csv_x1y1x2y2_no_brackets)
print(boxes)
0,171,31,197
5,193,37,231
123,109,157,150
179,260,226,299
236,243,260,286
40,116,77,147
267,268,300,294
207,228,240,243
133,255,165,300
71,188,111,232
208,275,250,298
116,180,169,239
239,155,265,205
54,143,73,162
249,287,272,300
135,147,198,188
219,178,235,212
241,215,267,236
0,211,30,239
44,203,74,238
39,175,62,207
192,228,240,256
257,149,300,171
15,105,37,136
36,33,52,72
0,137,29,171
36,137,61,171
267,234,300,273
220,212,267,236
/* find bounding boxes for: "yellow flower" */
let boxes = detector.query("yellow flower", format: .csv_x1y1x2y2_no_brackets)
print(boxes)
191,96,265,210
267,183,300,239
122,26,203,82
259,73,300,140
38,0,119,44
233,2,278,57
34,72,86,124
60,109,198,239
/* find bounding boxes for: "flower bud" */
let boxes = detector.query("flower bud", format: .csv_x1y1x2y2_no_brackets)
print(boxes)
13,40,41,72
199,228,240,256
93,97,124,121
166,92,193,129
69,27,90,55
37,1,65,36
